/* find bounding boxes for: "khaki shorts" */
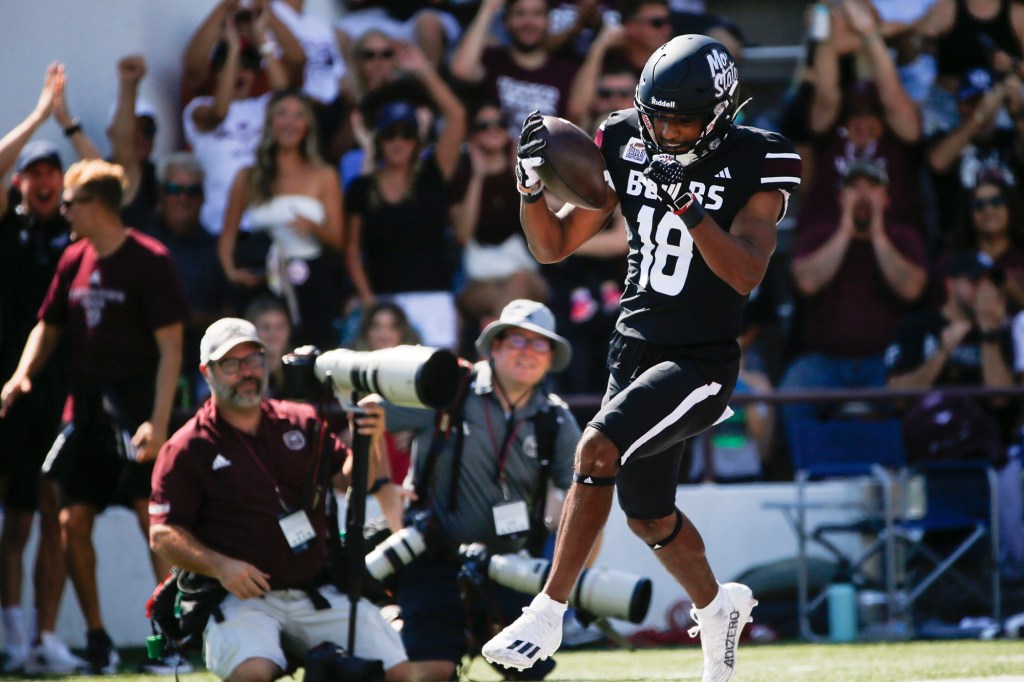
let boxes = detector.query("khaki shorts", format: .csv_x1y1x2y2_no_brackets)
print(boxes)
203,585,406,678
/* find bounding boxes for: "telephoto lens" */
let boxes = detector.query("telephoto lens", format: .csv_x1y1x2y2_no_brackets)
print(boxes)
364,510,432,581
459,544,653,623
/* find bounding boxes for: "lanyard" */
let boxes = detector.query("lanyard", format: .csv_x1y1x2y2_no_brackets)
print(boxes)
229,424,289,512
482,398,522,488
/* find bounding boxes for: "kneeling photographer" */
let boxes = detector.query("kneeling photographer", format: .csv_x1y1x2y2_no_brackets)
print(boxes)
149,318,414,682
378,301,581,681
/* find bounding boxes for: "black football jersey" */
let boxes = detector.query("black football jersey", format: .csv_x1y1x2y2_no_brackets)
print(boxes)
596,109,802,346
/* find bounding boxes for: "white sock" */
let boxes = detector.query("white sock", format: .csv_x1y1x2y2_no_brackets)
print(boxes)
530,593,568,622
2,606,27,649
694,585,725,618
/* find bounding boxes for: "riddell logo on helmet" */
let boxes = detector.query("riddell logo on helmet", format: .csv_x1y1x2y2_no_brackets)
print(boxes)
651,97,675,108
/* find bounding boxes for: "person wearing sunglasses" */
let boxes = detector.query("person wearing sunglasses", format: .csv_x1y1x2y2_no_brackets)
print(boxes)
453,102,549,330
345,41,466,351
946,176,1024,311
140,152,231,411
1,159,189,675
377,300,580,681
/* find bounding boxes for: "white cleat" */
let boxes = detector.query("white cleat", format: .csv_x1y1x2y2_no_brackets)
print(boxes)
481,603,563,671
688,582,758,682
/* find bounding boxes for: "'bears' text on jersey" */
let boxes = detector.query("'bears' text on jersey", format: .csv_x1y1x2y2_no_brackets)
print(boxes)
596,109,802,346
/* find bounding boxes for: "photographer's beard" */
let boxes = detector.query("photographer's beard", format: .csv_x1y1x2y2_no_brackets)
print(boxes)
207,371,268,409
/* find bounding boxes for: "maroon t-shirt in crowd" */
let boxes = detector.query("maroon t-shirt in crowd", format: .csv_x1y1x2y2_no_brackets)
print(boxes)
38,231,188,418
798,129,925,235
480,47,578,137
793,220,927,357
151,399,346,590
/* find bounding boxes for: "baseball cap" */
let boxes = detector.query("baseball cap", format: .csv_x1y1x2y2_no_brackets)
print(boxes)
200,318,266,366
375,100,418,132
957,68,994,102
842,159,889,186
946,251,1004,283
476,300,572,372
15,140,63,173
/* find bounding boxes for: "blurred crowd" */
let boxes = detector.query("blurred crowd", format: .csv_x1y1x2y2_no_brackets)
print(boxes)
4,0,1024,673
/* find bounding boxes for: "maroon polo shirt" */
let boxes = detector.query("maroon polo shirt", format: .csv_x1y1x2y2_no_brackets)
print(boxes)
150,399,346,590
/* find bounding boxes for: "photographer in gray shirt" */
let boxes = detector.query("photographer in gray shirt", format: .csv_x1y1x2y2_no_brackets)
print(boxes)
379,300,579,682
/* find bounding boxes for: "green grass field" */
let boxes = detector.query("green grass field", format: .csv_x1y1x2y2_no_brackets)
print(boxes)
30,641,1024,681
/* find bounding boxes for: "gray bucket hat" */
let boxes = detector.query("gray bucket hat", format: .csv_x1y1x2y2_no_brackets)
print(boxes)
475,300,572,372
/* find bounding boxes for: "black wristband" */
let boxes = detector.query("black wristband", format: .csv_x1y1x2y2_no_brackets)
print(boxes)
675,196,706,229
521,188,545,204
63,120,82,137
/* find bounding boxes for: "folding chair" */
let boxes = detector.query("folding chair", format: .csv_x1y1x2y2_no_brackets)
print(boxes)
896,459,1001,624
768,415,907,641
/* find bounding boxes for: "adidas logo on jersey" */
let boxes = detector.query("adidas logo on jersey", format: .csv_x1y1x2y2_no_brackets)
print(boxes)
714,167,732,179
212,454,231,470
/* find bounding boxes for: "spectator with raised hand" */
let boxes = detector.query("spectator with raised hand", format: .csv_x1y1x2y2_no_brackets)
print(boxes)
0,63,89,676
219,89,345,350
912,0,1024,131
926,66,1024,239
182,0,305,103
108,55,160,232
564,17,627,128
798,0,925,240
452,102,548,332
334,0,461,70
184,4,291,237
345,41,466,350
0,159,188,674
450,0,579,139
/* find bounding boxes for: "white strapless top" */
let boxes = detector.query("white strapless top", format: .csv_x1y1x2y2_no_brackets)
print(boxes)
245,195,325,260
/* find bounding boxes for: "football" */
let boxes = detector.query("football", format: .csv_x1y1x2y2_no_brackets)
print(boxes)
535,116,608,210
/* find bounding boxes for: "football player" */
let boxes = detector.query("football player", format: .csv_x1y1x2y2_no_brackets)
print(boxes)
482,34,802,682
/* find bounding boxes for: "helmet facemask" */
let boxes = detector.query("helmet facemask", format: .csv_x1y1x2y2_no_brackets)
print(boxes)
636,80,743,167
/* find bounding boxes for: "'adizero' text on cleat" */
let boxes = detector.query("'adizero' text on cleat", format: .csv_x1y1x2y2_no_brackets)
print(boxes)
688,582,757,682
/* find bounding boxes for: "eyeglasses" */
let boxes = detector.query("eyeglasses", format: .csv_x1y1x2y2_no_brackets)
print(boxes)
60,195,93,211
502,333,552,354
597,87,634,99
359,48,395,61
631,16,670,28
972,196,1006,211
379,124,418,140
473,118,505,132
215,352,265,375
164,182,203,197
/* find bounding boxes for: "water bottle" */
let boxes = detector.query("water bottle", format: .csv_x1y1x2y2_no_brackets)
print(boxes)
827,582,857,642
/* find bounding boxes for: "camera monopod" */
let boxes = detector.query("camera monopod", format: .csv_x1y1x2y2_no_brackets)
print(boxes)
345,403,372,655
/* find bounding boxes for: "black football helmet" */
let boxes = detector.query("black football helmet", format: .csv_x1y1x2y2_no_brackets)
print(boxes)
634,34,744,167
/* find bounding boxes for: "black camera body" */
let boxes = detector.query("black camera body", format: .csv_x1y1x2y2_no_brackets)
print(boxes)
304,642,384,682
